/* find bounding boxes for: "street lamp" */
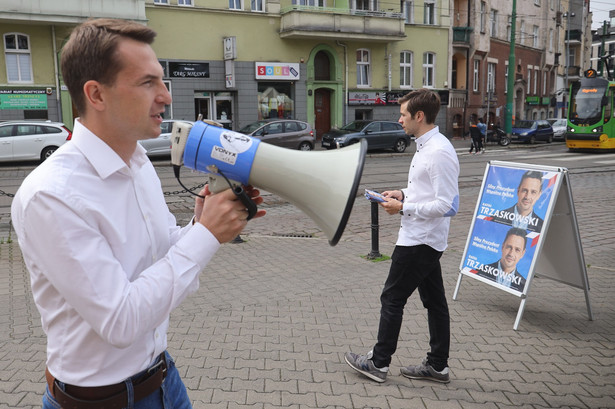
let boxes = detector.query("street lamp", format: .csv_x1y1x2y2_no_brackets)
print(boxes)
563,10,575,117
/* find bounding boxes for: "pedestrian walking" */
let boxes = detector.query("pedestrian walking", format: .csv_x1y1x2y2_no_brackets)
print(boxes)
344,88,460,384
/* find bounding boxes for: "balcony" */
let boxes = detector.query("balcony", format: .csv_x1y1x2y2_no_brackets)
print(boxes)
279,6,406,42
566,65,581,78
452,26,473,44
565,29,582,44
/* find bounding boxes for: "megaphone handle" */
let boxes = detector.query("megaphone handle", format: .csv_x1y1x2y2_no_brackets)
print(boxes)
232,185,257,220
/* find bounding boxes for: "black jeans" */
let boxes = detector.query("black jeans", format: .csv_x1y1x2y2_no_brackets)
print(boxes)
372,245,450,370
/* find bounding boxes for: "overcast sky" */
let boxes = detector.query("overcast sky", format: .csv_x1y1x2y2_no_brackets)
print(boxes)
590,0,612,30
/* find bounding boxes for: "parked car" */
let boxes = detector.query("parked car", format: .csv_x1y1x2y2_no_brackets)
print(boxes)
547,118,567,141
511,119,554,144
239,119,315,150
139,119,194,157
0,120,72,163
321,120,411,153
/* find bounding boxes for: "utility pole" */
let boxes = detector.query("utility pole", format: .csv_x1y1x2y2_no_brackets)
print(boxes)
598,20,609,77
504,0,517,136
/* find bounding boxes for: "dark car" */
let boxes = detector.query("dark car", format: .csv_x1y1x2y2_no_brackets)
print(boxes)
239,119,315,150
0,120,72,162
321,120,411,153
511,119,554,144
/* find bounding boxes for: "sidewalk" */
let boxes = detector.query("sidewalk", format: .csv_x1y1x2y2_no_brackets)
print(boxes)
1,160,614,408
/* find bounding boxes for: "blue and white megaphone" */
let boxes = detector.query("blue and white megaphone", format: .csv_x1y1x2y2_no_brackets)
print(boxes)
171,120,366,246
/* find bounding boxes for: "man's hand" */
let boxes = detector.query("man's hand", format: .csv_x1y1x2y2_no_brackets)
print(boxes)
380,190,404,215
193,185,266,243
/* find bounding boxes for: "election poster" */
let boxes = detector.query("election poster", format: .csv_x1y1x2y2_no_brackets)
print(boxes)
459,163,559,295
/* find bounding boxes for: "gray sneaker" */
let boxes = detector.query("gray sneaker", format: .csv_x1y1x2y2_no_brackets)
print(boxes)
344,350,388,383
400,358,450,383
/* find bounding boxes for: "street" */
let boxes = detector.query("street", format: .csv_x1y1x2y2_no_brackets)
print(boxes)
1,140,615,408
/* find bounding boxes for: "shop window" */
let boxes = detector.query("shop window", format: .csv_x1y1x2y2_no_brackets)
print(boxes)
258,82,294,120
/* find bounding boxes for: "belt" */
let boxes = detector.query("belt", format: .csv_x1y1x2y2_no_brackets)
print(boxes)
45,352,167,409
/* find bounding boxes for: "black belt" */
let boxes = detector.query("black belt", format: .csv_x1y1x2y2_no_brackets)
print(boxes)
45,352,167,409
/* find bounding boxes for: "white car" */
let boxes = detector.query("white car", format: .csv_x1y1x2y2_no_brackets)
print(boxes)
0,120,72,162
139,119,194,157
547,118,567,141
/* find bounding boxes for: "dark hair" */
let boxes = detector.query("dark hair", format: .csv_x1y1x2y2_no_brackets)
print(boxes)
398,88,440,124
517,171,543,192
504,227,527,251
61,19,157,115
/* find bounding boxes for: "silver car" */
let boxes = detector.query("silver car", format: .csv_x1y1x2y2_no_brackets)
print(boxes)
547,118,567,141
0,120,72,162
139,119,194,157
239,119,315,150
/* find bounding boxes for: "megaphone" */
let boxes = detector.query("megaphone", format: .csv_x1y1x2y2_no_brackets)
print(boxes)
171,120,366,246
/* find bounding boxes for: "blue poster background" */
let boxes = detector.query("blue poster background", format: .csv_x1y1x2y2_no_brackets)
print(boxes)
461,165,558,293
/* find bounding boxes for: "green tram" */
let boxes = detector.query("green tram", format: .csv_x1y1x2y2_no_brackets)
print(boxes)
566,68,615,151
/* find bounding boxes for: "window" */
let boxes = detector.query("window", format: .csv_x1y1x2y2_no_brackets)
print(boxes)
507,15,512,41
403,1,414,24
534,69,538,94
4,33,32,83
356,49,370,87
229,0,243,9
153,0,169,4
400,51,413,88
178,0,193,5
527,67,531,93
533,25,539,48
490,10,498,37
534,0,540,5
480,2,486,33
549,29,554,52
543,71,547,95
520,21,525,44
353,0,379,12
424,0,435,24
473,59,480,92
505,63,509,94
251,0,265,12
293,0,325,5
487,62,496,92
423,52,435,87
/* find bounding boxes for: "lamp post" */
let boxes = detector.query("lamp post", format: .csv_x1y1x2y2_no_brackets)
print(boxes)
504,0,517,136
563,10,575,117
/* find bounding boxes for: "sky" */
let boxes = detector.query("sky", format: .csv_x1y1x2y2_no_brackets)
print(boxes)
590,0,612,30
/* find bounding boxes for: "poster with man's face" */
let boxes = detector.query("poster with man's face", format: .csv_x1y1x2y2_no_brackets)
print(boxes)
460,164,559,294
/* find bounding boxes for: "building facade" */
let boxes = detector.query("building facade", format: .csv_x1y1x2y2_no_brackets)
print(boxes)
1,0,597,139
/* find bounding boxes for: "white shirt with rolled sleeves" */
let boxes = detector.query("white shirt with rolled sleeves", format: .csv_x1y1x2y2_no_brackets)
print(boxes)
397,126,460,252
11,119,220,387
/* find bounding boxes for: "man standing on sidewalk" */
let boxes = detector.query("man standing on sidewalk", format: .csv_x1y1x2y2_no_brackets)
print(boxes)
344,88,459,384
477,118,487,153
11,19,265,409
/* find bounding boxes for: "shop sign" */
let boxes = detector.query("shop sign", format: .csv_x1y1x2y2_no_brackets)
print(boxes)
0,90,47,109
525,96,540,105
255,62,300,80
169,62,210,78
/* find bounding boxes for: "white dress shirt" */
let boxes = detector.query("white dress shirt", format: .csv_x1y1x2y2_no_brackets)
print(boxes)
11,120,220,386
397,126,460,252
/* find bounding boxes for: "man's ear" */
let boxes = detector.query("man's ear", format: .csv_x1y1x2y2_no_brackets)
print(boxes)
83,80,106,112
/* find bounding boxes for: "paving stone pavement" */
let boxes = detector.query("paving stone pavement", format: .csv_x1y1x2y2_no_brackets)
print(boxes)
1,154,614,408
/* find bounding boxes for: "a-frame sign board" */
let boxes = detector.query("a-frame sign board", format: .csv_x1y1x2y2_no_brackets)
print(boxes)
453,161,593,330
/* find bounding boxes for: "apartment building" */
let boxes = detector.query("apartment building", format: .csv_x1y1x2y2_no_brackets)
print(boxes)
0,0,147,124
1,0,451,137
448,0,592,136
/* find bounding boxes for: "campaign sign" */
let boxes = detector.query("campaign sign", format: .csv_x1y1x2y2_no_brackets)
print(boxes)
459,163,559,295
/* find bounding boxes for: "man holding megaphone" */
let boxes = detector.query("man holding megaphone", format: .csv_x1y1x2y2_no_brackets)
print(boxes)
11,19,265,409
345,89,460,384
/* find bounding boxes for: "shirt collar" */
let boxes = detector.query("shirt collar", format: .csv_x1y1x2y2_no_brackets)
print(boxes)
414,126,439,150
71,119,149,179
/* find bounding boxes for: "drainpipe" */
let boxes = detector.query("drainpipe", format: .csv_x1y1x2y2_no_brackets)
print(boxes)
51,25,62,124
337,40,348,125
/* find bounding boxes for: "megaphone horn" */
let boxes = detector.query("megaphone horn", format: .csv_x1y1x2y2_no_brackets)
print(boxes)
171,121,366,246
